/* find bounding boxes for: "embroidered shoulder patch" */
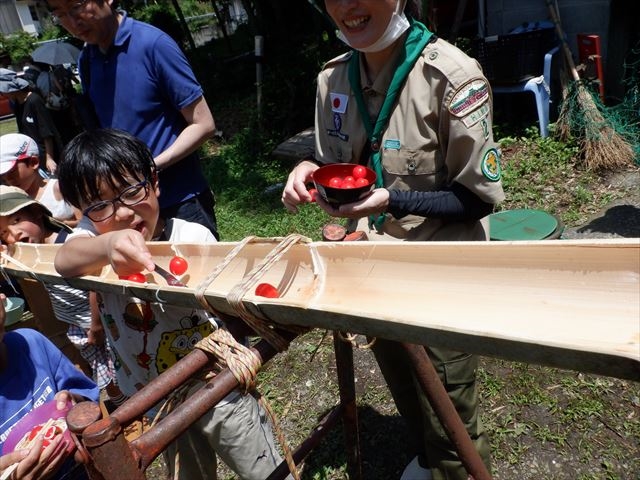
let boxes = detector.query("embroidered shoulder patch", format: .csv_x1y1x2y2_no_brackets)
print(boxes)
461,102,490,128
481,148,501,181
449,79,490,117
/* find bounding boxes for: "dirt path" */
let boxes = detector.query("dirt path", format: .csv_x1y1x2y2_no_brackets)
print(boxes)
562,168,640,239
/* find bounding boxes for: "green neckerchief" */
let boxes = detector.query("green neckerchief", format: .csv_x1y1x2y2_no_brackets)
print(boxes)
348,19,433,229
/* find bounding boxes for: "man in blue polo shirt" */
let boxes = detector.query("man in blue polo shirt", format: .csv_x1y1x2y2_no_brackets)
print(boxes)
47,0,219,239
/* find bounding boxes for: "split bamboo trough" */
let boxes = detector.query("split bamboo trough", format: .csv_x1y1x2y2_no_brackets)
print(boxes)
2,237,638,381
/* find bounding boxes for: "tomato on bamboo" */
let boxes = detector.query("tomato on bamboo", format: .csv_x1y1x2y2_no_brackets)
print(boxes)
169,256,188,276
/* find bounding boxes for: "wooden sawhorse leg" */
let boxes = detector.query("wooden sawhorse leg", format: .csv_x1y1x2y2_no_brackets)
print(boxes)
268,332,363,480
333,331,363,480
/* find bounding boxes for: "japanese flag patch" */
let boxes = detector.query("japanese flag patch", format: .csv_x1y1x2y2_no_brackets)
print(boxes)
330,93,349,114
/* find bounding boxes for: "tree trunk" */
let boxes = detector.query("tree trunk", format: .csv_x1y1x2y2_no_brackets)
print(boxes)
239,0,258,35
210,1,234,54
170,0,196,50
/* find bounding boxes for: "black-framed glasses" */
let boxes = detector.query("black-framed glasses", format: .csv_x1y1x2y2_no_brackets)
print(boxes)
50,0,92,24
83,179,150,222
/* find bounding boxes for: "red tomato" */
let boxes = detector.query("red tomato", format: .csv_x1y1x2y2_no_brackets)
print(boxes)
352,165,367,179
342,181,356,189
308,188,318,202
169,256,188,276
329,177,343,188
28,425,43,442
43,425,62,440
355,177,369,187
126,273,147,283
27,424,62,450
255,283,280,298
343,175,355,184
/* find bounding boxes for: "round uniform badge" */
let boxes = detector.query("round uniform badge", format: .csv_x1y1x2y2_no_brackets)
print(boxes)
481,148,501,181
428,51,438,60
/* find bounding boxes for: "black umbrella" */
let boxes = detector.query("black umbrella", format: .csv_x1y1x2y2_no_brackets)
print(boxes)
31,41,81,65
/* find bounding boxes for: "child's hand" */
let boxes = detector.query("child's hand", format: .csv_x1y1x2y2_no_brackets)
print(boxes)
0,434,70,480
87,324,105,346
105,230,155,275
0,449,28,475
53,391,75,410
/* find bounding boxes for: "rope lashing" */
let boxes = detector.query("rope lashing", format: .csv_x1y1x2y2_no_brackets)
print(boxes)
226,234,311,351
195,328,263,392
194,235,260,314
194,234,311,351
336,331,377,349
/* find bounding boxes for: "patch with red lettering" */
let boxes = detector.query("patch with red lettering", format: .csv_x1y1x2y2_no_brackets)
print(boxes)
448,79,490,117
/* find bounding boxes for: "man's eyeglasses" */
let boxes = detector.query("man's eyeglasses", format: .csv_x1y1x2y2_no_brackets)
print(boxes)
50,0,92,24
83,179,151,222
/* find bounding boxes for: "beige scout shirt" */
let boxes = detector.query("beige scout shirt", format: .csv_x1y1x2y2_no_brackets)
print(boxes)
314,36,505,241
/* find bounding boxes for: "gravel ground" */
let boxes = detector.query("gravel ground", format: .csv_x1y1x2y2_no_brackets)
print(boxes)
561,169,640,239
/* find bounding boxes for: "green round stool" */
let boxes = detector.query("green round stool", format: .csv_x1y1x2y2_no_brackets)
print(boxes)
489,209,564,241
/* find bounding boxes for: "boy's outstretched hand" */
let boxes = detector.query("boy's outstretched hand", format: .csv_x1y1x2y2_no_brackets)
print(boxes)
55,229,155,278
104,230,155,276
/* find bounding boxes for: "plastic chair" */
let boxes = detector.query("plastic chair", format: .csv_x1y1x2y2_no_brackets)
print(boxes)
491,45,560,137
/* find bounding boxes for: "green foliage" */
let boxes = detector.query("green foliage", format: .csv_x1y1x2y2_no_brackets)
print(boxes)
496,127,609,225
37,18,68,41
0,30,37,64
202,121,334,241
131,3,184,45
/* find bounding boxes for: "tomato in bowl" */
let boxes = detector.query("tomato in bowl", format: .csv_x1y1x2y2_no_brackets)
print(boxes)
312,164,377,207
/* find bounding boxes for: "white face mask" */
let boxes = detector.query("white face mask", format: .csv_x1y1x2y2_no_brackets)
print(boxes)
337,0,410,53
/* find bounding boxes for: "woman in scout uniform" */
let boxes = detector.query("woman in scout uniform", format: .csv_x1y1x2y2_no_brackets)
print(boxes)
282,1,504,479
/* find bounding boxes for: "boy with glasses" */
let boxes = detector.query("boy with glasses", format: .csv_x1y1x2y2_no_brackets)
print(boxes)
54,128,287,480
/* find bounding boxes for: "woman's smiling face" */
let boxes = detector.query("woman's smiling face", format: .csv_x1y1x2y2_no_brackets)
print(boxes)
325,0,397,50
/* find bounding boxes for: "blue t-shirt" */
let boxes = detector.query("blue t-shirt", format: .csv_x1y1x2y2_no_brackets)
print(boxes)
81,13,209,209
0,329,99,454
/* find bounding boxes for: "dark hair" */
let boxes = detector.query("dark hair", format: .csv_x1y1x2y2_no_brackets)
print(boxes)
405,0,421,20
58,129,155,208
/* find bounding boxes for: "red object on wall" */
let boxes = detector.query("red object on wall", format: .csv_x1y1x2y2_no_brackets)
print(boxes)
577,34,605,102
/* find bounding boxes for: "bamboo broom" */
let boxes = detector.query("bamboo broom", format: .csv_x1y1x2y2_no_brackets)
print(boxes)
546,0,634,170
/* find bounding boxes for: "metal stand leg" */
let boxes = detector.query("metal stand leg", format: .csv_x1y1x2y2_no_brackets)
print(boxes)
401,343,492,480
266,405,344,480
333,332,363,480
67,334,292,479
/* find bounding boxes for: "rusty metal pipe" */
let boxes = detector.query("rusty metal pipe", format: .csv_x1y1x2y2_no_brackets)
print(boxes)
83,334,294,474
111,348,214,427
266,404,345,480
333,331,362,480
82,416,147,480
133,360,268,468
401,343,492,480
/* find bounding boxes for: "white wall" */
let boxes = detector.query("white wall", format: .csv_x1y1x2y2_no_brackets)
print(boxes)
15,1,38,35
